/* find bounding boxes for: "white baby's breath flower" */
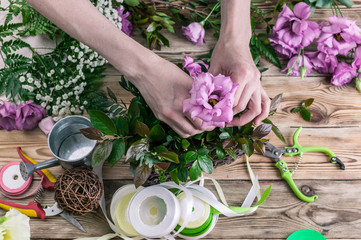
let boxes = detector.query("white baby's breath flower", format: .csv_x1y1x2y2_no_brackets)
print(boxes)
36,94,42,100
26,73,31,78
19,76,25,82
27,78,33,83
59,80,64,85
41,102,46,108
60,68,65,73
50,69,55,75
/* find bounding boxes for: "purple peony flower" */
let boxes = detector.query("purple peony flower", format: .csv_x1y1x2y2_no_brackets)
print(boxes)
38,116,55,135
306,51,338,74
183,56,202,76
318,16,361,56
352,46,361,69
117,7,133,36
269,2,320,58
183,72,238,128
182,22,205,45
0,101,17,131
330,62,356,86
15,100,46,130
282,54,313,77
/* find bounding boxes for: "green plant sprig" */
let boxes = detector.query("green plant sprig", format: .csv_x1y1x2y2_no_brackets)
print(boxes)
291,98,314,121
82,76,285,188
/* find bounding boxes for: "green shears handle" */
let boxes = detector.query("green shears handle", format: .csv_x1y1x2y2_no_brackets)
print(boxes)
284,127,345,170
275,160,318,202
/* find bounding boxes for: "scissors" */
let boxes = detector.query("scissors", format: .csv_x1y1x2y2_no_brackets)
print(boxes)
264,127,345,202
0,148,86,232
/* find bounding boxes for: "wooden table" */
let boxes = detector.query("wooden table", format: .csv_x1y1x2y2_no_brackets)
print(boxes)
1,2,361,239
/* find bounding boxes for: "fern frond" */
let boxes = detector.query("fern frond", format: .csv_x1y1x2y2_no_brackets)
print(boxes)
1,39,31,54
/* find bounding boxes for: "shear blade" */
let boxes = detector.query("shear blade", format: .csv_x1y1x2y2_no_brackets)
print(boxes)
60,211,86,233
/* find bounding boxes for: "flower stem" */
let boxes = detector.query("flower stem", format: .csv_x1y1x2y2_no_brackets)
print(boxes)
287,48,302,76
200,1,221,26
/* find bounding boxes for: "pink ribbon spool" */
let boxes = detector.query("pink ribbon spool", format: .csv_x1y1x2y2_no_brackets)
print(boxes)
0,162,33,196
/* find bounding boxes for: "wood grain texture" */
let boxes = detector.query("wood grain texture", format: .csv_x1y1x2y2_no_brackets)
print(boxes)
3,179,359,239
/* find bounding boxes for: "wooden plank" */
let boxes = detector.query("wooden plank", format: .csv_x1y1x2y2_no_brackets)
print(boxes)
3,179,358,239
100,73,361,128
1,126,360,181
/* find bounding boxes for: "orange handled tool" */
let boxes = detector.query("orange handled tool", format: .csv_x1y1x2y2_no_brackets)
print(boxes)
0,199,46,219
16,147,57,190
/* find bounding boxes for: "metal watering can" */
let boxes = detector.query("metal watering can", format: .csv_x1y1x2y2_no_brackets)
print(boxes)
20,115,97,181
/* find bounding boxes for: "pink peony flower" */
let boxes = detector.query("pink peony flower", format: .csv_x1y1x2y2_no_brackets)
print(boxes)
183,56,202,76
183,72,238,128
306,51,338,74
281,54,313,77
269,3,320,58
317,16,361,56
117,7,133,36
331,62,356,86
15,100,46,130
352,46,361,69
182,22,205,45
38,116,55,135
0,101,17,131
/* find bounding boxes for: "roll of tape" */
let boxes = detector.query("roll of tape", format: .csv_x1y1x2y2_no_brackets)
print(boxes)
176,184,219,240
0,162,33,196
110,184,140,237
127,185,181,238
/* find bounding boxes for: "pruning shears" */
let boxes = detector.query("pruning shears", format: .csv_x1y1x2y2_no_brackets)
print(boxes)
264,127,345,203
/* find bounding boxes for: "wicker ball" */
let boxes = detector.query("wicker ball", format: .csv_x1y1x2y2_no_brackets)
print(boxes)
54,166,103,215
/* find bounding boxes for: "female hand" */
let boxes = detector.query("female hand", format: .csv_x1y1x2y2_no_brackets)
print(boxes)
209,39,270,126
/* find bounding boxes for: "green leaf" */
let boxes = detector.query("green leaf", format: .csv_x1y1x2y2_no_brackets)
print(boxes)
184,151,197,162
158,151,179,163
0,216,6,224
124,0,140,6
189,160,201,181
128,99,140,121
88,110,117,135
107,87,117,102
198,148,209,156
206,132,217,142
107,139,126,167
155,145,168,153
262,118,286,144
216,145,225,160
242,139,254,157
291,107,301,113
252,124,272,139
303,98,314,109
177,167,188,182
134,165,152,188
116,116,129,136
300,109,312,121
92,141,113,167
198,155,213,174
181,139,190,149
356,76,361,93
337,0,354,7
170,170,179,185
219,132,231,140
136,121,150,137
148,124,166,142
225,148,237,160
125,138,149,163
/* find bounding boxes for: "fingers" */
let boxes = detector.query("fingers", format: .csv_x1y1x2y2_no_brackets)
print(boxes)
253,89,271,125
227,90,262,127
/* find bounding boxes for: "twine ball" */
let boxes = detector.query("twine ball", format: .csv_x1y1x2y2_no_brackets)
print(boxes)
54,166,103,215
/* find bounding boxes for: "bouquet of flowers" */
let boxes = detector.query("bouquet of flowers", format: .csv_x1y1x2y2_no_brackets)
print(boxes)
270,2,361,92
81,56,283,187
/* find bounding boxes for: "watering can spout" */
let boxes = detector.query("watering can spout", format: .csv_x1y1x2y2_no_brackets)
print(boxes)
20,158,60,180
